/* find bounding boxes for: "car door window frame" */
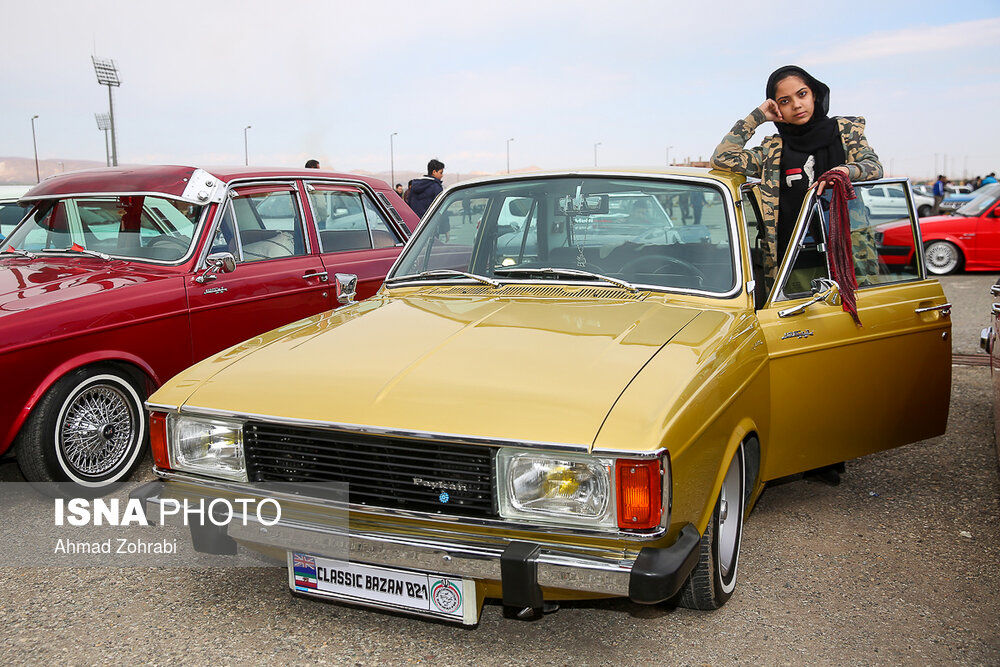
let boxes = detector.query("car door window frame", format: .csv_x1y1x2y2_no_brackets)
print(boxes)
304,179,411,244
195,180,308,271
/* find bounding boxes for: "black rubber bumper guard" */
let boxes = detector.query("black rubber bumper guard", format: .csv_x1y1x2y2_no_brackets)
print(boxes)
501,522,702,618
129,480,238,555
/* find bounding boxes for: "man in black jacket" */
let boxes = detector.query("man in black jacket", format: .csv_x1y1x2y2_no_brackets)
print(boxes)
407,159,445,218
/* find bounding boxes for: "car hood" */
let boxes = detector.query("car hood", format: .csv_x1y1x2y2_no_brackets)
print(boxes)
0,257,171,313
169,289,708,447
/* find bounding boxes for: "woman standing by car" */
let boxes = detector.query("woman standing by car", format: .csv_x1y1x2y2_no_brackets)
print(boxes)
711,65,884,284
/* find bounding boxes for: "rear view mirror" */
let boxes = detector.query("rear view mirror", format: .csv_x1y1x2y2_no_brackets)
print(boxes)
558,194,609,215
507,199,530,217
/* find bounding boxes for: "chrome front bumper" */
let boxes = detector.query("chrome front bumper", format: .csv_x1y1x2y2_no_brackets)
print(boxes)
130,479,701,607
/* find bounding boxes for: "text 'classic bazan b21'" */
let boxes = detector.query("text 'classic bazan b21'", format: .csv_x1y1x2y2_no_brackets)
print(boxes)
136,168,951,624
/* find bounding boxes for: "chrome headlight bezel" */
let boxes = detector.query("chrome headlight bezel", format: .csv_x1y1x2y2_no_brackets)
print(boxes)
495,448,618,530
167,414,247,482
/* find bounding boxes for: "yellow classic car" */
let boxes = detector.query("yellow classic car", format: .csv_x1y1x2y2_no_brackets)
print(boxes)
136,169,951,624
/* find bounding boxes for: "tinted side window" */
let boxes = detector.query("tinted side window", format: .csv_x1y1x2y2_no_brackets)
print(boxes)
231,191,306,262
362,195,401,249
308,190,372,253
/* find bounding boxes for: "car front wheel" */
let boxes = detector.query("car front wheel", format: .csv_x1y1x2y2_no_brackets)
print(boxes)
677,442,745,610
16,365,148,489
924,240,962,275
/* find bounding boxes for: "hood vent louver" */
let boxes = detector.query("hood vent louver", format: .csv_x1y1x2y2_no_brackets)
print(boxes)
424,284,646,300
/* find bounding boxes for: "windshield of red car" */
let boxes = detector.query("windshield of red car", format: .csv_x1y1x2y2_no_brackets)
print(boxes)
956,183,1000,217
5,195,204,262
390,176,736,294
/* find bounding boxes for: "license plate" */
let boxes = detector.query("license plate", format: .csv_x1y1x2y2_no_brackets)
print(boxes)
287,552,479,625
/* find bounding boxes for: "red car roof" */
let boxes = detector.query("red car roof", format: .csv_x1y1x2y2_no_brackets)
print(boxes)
21,165,392,201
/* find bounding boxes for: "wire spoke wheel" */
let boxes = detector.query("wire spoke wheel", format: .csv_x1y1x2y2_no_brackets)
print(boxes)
58,383,137,477
924,241,960,275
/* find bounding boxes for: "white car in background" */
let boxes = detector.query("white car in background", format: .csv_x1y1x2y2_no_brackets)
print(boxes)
0,185,31,239
861,183,935,218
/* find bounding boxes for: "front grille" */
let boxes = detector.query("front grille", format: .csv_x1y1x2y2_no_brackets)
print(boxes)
243,421,496,518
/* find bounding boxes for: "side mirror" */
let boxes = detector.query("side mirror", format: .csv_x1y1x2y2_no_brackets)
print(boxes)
335,273,357,305
194,251,237,284
778,278,840,318
990,208,1000,219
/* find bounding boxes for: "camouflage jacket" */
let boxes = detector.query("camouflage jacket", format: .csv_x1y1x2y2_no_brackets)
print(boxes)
711,107,883,281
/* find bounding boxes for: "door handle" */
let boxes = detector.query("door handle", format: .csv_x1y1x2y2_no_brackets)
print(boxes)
914,302,951,316
302,271,329,282
990,284,1000,296
992,303,1000,315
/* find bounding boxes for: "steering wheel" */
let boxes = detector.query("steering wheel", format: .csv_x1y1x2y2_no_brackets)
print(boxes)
618,254,706,287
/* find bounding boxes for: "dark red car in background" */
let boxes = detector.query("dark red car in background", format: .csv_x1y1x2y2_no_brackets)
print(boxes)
0,165,417,489
877,183,1000,275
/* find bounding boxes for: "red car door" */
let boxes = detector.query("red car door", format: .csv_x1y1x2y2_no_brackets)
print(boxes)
302,183,406,300
187,184,331,362
973,202,1000,268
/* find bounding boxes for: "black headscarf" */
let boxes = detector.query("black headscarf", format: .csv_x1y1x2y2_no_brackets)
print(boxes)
767,65,846,259
766,65,843,161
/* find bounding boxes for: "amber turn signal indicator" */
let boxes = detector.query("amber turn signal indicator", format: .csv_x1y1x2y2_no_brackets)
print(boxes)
150,412,170,469
616,459,662,530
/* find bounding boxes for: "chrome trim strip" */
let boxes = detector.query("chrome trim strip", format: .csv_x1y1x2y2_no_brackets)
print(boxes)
145,493,633,596
171,404,668,460
384,171,744,300
145,401,178,412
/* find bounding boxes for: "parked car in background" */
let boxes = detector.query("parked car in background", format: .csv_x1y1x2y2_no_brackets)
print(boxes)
859,182,935,218
139,169,950,624
0,165,417,489
877,183,1000,274
939,189,977,213
0,185,31,239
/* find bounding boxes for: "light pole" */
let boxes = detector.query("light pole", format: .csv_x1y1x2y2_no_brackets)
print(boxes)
390,132,398,186
91,57,121,166
506,137,514,174
666,145,674,167
594,142,602,167
95,113,111,167
243,125,251,166
30,115,39,183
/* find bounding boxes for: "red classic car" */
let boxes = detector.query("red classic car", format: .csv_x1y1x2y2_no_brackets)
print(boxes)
877,183,1000,275
0,165,418,489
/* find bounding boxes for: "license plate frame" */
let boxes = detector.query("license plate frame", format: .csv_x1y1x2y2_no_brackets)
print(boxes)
287,552,480,625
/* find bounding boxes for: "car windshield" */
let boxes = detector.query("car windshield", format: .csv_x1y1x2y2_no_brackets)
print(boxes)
5,195,203,262
955,183,1000,217
389,176,735,293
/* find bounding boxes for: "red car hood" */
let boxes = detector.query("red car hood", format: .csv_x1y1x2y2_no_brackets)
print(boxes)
0,257,173,313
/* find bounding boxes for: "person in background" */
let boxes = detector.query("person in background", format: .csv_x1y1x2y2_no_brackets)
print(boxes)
969,176,982,191
932,175,947,215
395,183,404,197
304,159,320,169
407,159,445,218
982,172,998,186
690,189,705,225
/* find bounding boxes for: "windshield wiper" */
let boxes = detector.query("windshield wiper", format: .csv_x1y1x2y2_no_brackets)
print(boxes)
386,269,500,288
494,266,638,293
4,246,37,260
42,247,112,261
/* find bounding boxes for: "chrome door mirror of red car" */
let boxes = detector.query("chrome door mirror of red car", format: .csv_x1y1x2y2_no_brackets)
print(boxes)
335,273,357,305
195,252,237,284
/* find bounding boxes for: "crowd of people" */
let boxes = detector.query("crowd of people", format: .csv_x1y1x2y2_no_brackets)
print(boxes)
931,172,997,214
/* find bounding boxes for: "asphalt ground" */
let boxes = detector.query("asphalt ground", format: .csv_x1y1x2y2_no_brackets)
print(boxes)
1,273,999,665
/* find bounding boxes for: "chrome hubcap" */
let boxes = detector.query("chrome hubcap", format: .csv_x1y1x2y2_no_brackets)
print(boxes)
717,455,742,578
60,384,136,476
927,244,957,272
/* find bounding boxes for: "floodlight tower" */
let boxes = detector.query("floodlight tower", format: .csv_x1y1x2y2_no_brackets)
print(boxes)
92,56,121,166
95,113,111,166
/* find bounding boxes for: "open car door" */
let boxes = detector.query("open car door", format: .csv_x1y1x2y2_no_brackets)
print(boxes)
755,179,952,480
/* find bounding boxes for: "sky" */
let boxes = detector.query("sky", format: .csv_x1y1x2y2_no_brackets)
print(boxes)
2,0,999,181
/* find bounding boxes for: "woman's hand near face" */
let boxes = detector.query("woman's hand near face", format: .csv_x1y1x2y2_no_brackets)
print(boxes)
758,99,784,123
815,166,850,195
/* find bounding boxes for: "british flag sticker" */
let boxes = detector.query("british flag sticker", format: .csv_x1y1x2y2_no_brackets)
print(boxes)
292,553,318,590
